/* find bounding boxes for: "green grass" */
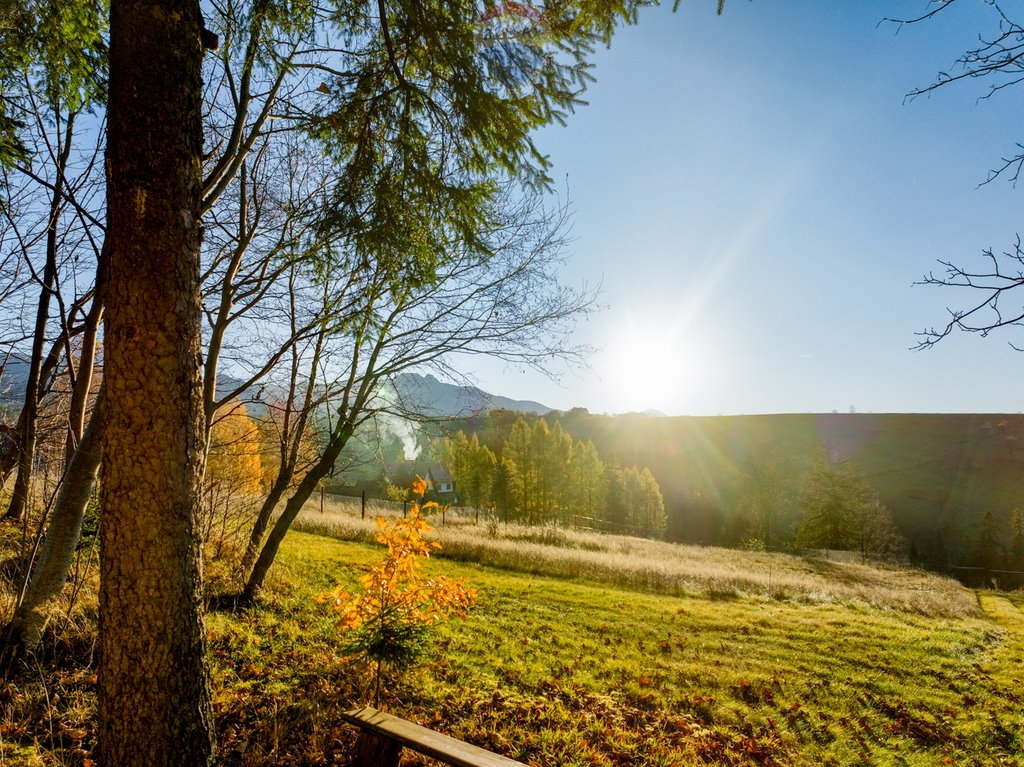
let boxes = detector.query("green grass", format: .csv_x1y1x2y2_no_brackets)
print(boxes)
1,513,1020,766
204,530,1024,767
295,497,979,618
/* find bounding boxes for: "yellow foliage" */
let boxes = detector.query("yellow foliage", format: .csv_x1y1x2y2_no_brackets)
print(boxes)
319,498,476,632
411,474,428,498
207,401,265,497
319,477,476,695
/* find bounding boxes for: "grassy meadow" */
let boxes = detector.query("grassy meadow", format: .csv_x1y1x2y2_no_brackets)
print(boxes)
295,496,979,618
2,497,1024,766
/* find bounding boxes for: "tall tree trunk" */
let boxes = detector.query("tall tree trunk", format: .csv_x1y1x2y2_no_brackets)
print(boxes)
102,0,213,762
240,468,293,575
3,392,103,658
65,249,106,463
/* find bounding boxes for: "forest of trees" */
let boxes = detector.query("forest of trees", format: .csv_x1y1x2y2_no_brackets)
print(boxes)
428,416,667,536
466,409,1024,569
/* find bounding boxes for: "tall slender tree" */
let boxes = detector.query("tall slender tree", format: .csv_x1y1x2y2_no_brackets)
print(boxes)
569,438,605,522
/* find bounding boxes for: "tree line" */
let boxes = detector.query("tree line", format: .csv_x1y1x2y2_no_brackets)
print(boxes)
427,416,667,536
432,411,908,557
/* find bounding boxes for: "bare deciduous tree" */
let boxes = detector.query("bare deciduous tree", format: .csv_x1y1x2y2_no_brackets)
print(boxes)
891,3,1024,348
242,192,595,599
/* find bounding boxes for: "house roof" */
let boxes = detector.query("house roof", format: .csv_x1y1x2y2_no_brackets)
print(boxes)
427,463,453,485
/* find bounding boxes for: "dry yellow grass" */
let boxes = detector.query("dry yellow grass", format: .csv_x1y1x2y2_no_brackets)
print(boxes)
294,496,978,619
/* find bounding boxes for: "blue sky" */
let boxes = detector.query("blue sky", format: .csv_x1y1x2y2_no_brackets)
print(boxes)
460,0,1024,416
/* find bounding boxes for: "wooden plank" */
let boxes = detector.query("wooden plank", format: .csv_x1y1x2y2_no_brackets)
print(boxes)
341,706,527,767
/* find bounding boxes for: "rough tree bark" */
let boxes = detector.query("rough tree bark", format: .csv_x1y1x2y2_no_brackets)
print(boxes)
101,0,214,762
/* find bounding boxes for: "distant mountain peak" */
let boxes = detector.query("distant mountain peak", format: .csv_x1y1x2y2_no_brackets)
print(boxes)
390,372,551,418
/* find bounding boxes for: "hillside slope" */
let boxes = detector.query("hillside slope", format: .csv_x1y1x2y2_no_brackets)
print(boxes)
566,411,1024,562
446,410,1024,565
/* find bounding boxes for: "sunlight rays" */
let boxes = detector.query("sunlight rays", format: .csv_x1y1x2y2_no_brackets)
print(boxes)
595,157,813,415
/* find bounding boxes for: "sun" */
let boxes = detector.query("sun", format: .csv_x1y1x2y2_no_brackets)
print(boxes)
599,318,700,414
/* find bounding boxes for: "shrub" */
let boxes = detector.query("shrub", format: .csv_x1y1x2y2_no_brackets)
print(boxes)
319,477,476,704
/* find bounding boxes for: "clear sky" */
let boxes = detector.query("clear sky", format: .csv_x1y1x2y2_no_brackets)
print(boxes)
457,0,1024,416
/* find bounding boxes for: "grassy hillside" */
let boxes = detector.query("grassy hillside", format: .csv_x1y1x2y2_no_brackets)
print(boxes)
450,411,1024,564
4,509,1023,766
203,527,1021,766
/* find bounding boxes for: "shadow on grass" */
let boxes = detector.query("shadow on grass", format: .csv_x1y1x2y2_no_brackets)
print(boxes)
798,556,902,590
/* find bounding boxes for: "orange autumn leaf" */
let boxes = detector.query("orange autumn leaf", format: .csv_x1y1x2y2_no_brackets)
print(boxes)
411,474,428,498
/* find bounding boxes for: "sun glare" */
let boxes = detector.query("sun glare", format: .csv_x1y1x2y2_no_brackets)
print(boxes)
599,319,702,414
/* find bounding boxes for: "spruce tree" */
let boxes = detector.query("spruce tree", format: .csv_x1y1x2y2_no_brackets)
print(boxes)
970,510,1005,572
1011,509,1024,571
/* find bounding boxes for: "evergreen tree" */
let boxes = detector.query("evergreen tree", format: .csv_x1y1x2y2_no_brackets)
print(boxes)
970,510,1005,571
545,420,574,522
621,466,643,530
637,467,667,536
1011,508,1024,571
531,418,554,522
569,439,605,522
795,456,867,551
605,462,628,529
494,456,523,523
796,456,906,559
611,465,666,536
466,436,498,514
503,416,534,522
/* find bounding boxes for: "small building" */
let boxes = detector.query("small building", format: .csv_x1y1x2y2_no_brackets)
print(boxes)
426,463,456,504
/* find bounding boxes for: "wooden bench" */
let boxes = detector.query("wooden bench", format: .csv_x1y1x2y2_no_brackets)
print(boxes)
341,706,527,767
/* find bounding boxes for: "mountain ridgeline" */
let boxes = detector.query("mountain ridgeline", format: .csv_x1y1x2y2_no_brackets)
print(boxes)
390,373,552,418
437,407,1024,569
